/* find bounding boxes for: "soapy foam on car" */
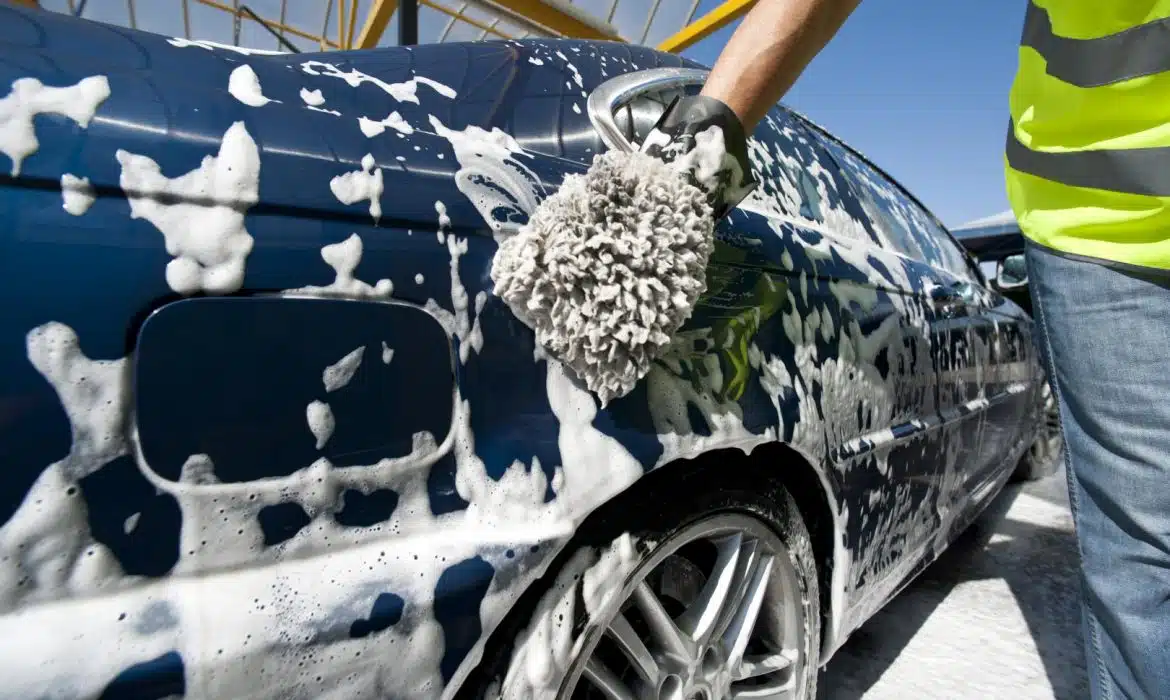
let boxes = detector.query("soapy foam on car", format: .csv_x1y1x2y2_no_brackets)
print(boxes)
323,346,365,392
496,532,640,699
359,111,413,137
330,153,384,223
491,149,714,406
300,61,455,104
228,65,278,107
306,400,335,449
60,173,96,215
428,116,543,240
117,121,259,296
284,233,393,299
0,75,110,176
167,37,285,56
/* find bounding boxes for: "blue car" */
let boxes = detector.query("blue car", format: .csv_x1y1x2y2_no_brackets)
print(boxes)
0,6,1056,699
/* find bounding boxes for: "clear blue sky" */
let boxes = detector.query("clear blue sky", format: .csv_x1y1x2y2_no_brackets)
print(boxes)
40,0,1023,228
681,1,1024,228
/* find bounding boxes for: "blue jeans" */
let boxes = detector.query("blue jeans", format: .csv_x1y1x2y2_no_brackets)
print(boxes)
1026,242,1170,700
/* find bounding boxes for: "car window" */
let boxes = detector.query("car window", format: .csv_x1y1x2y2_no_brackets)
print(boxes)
808,129,973,278
741,109,882,244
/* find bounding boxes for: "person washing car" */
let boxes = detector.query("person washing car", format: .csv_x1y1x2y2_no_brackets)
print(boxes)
657,1,1169,698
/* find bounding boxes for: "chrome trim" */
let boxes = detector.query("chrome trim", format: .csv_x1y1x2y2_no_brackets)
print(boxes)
586,67,709,153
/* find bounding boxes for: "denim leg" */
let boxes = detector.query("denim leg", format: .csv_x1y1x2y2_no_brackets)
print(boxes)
1026,242,1170,700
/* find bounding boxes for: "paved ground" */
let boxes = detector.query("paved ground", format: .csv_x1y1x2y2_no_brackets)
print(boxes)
820,471,1089,700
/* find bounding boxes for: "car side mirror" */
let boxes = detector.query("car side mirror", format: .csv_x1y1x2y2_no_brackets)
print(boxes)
996,254,1028,290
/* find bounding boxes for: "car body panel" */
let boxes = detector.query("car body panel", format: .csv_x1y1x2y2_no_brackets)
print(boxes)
0,6,1042,698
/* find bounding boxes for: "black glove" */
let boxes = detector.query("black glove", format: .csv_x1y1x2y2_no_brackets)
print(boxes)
639,94,758,220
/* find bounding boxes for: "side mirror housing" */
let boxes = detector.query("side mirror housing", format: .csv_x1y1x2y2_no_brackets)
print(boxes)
996,254,1028,290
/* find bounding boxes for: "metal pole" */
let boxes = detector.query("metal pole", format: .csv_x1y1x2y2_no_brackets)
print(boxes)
400,0,419,45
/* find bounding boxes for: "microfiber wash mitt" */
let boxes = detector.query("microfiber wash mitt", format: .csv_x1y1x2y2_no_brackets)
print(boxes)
492,95,757,406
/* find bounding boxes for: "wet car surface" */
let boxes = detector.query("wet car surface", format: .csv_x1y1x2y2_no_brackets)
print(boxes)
0,6,1048,699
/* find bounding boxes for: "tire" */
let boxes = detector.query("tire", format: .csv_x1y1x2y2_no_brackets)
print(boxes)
468,465,822,700
1013,377,1064,482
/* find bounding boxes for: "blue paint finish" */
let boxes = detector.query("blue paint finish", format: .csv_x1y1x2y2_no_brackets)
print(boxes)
349,592,405,639
78,456,182,577
97,651,185,700
257,503,312,547
434,556,495,683
334,488,400,528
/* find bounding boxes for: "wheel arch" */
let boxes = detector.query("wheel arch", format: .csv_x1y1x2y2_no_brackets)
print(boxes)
453,439,847,698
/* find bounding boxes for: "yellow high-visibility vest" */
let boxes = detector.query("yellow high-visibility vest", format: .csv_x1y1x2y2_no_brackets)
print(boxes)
1005,0,1170,271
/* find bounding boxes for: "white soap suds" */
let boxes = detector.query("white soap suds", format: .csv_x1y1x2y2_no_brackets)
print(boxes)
228,65,278,107
59,174,95,215
300,61,455,103
380,342,395,364
428,116,543,240
415,273,425,285
306,400,335,449
122,513,141,535
358,111,413,137
323,347,365,393
299,87,325,106
284,233,393,298
117,121,259,295
0,75,110,176
0,323,129,611
528,57,544,66
167,38,286,55
571,103,581,115
330,153,383,223
424,234,486,365
493,150,714,406
499,532,641,699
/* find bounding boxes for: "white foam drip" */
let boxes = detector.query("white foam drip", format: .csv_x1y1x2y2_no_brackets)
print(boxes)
381,342,395,364
358,111,413,137
330,153,383,223
117,121,259,295
0,75,110,176
300,61,456,103
228,65,278,107
306,401,335,449
284,233,393,299
323,347,365,393
299,88,325,106
60,174,95,215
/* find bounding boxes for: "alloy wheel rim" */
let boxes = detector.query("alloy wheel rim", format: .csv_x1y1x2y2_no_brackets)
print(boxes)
560,513,807,700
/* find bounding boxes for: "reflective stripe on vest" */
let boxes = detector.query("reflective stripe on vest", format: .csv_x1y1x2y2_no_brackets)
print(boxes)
1020,2,1170,88
1006,118,1170,198
1005,0,1170,271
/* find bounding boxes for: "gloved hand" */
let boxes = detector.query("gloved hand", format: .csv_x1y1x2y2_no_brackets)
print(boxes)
639,94,759,220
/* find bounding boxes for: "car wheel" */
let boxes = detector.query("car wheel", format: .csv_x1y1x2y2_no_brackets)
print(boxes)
474,467,821,700
1013,377,1063,482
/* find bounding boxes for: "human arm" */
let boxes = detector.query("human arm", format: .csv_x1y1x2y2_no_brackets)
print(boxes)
701,0,863,132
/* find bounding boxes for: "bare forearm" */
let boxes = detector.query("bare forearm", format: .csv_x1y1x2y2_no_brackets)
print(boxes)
700,0,862,131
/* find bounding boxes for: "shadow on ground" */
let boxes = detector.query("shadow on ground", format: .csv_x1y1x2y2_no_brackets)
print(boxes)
819,473,1088,699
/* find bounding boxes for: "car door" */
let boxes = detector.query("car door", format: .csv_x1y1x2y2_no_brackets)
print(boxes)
714,103,973,619
806,126,1013,539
